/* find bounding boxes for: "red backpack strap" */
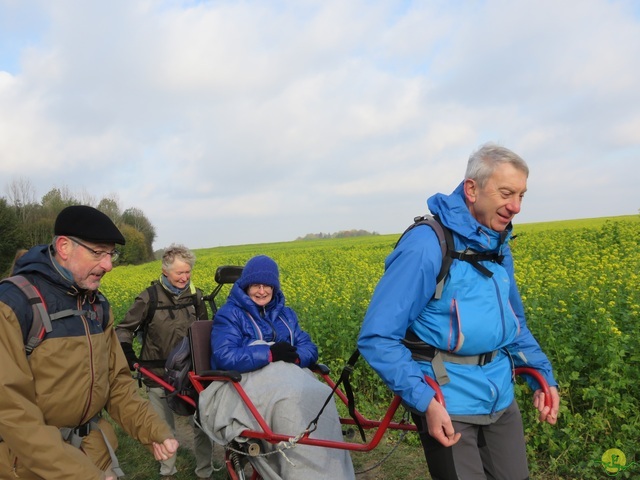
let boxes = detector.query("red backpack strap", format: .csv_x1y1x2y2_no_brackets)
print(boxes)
1,275,52,355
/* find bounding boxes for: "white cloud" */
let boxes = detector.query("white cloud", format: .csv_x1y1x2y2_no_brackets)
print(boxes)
0,0,639,249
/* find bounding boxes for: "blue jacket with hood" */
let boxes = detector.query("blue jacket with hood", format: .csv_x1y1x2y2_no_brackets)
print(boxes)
210,283,318,373
357,182,557,417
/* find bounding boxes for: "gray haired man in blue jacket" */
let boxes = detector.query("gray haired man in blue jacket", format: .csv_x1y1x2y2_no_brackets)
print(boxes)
358,143,560,480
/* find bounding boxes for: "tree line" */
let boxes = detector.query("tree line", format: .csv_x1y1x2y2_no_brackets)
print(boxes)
295,229,379,241
1,178,156,276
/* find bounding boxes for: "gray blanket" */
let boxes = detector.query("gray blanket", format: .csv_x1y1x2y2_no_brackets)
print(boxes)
198,362,355,479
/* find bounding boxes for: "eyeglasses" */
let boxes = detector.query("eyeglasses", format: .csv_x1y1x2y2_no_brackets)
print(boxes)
248,284,273,291
71,237,120,262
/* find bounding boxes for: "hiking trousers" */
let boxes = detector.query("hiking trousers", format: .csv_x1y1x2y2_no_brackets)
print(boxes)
148,387,214,478
411,400,529,480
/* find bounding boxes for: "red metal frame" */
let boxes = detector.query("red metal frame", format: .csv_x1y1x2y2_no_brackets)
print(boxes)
187,369,427,452
137,364,551,480
137,364,198,409
513,366,553,402
137,364,551,454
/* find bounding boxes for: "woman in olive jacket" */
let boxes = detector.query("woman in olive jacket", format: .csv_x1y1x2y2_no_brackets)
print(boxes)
116,244,213,479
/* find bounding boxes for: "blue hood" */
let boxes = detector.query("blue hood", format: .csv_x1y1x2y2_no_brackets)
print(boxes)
13,244,95,297
427,181,512,253
226,282,285,324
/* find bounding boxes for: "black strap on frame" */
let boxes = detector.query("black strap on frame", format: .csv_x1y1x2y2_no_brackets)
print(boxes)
305,349,367,442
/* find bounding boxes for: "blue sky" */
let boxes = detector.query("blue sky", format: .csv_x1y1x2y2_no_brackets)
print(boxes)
0,0,638,249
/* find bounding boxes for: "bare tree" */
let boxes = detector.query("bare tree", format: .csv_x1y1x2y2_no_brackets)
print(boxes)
5,177,37,222
76,188,97,207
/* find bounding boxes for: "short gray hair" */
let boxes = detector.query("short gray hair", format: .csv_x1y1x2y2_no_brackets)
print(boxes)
465,143,529,188
162,243,196,270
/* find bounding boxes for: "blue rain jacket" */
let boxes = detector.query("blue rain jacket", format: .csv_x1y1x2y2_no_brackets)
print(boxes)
357,182,557,416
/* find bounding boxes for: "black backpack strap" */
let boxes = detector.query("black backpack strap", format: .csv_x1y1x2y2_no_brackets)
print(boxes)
193,288,207,319
135,283,159,341
1,275,52,355
145,282,159,321
395,214,451,299
149,284,202,315
402,329,500,385
447,250,504,277
396,214,505,297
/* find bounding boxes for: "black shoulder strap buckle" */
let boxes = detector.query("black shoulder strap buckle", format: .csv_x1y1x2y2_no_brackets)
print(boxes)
448,250,504,278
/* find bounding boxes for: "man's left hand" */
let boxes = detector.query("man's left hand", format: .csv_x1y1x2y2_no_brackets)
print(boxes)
533,386,560,424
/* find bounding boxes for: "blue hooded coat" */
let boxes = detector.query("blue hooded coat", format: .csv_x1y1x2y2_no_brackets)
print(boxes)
210,283,318,373
358,182,557,417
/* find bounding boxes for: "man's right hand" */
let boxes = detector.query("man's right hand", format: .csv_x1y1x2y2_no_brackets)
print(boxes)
153,438,179,461
120,342,139,370
425,397,461,447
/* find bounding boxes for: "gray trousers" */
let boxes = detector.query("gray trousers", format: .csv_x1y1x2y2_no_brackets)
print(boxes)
148,387,214,478
412,400,529,480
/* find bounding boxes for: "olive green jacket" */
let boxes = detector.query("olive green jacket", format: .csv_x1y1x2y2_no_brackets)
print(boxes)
116,280,208,382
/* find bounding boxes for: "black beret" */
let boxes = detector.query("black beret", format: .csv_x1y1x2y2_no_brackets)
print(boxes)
54,205,126,245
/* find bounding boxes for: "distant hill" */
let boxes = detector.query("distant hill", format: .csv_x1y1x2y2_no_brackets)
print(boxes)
294,215,638,242
295,229,379,241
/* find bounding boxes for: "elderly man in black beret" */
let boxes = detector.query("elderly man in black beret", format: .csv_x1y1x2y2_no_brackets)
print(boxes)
0,205,179,480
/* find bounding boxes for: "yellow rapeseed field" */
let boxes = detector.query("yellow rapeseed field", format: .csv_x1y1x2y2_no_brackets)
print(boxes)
102,215,640,479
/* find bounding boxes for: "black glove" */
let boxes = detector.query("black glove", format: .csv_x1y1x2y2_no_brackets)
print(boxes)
270,342,299,363
120,342,139,370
